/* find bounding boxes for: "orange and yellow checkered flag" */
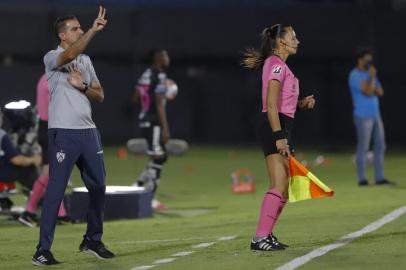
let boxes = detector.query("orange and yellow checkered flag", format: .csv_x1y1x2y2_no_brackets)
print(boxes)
288,156,334,202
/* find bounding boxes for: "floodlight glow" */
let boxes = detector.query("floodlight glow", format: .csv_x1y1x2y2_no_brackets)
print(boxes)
5,100,31,110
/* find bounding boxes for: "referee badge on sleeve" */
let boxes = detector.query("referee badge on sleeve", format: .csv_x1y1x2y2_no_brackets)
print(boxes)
56,150,66,163
272,65,282,74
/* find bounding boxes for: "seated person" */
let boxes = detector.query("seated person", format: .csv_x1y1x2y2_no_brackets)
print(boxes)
0,111,41,211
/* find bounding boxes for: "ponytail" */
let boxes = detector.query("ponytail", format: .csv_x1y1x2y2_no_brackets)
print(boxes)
242,24,290,69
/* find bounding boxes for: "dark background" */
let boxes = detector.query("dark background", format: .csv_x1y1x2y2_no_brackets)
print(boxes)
0,0,405,149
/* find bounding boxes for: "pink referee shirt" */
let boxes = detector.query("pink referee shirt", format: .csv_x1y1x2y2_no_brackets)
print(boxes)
36,74,49,121
262,55,299,118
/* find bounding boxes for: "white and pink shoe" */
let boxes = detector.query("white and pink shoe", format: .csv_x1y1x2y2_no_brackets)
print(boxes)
152,199,167,210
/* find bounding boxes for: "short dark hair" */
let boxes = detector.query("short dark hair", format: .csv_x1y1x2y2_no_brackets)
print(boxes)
355,47,373,61
53,15,77,40
148,48,165,64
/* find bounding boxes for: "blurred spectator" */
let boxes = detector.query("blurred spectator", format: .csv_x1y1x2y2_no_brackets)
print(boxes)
348,48,394,186
0,110,41,212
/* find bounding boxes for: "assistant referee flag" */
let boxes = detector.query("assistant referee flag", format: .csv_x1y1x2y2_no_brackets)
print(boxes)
288,156,334,202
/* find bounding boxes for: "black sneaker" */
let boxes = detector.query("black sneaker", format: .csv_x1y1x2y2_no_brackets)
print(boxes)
136,180,145,187
358,180,369,186
268,234,289,248
18,211,38,228
250,236,285,251
32,249,60,266
79,236,115,259
376,179,396,186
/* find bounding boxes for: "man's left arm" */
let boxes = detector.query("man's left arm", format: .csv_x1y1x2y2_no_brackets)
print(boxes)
375,79,384,97
84,81,104,103
67,61,104,103
85,60,104,102
155,74,170,144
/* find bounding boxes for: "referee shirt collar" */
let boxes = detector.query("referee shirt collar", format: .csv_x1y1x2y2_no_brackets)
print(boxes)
56,46,65,52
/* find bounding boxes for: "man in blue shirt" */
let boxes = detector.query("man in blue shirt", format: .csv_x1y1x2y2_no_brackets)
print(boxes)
348,48,393,186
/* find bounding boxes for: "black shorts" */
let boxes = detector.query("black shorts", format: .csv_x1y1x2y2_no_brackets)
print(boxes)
139,122,166,156
257,112,295,157
37,120,48,165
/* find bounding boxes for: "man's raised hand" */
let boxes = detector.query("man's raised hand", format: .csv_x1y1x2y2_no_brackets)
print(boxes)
92,6,107,32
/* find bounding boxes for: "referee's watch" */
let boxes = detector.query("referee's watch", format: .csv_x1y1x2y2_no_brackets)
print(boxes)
81,82,89,92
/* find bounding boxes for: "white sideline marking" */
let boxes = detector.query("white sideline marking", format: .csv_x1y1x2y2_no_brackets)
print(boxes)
131,235,237,270
172,251,195,257
131,265,156,270
218,235,237,241
192,242,216,248
275,206,406,270
153,258,176,264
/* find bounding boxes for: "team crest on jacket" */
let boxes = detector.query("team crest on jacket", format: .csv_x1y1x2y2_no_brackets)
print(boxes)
272,65,282,74
56,150,65,163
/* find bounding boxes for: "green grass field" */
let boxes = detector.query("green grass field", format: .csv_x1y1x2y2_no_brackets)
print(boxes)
1,146,405,270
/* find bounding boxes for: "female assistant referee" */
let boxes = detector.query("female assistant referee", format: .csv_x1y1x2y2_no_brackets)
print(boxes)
243,24,316,251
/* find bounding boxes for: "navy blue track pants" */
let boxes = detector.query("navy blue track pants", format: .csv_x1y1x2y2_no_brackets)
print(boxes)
39,128,106,250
